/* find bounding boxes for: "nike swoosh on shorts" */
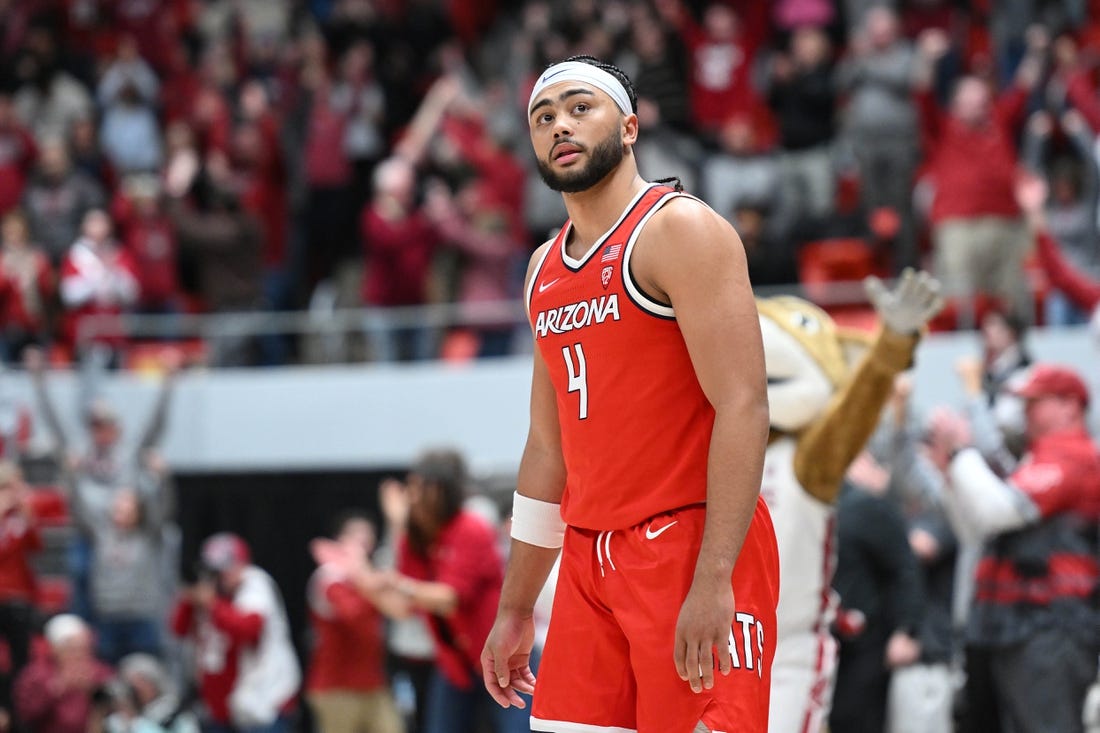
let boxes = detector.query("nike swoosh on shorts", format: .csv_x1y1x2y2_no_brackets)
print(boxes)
645,520,677,540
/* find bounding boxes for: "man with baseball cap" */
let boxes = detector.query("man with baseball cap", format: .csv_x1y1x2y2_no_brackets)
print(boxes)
1010,363,1090,406
171,533,300,733
928,363,1100,733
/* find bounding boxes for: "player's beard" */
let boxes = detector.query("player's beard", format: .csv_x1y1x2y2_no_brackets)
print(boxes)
537,128,624,193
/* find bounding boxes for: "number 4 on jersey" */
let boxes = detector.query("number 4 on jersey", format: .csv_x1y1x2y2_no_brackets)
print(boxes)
562,343,588,420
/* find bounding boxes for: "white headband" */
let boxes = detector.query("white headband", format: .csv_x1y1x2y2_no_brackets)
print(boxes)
528,61,632,116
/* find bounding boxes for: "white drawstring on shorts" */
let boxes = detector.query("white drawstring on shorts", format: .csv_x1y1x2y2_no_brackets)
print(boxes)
595,530,616,577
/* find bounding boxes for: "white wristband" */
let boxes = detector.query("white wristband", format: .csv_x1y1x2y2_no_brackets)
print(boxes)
510,491,566,549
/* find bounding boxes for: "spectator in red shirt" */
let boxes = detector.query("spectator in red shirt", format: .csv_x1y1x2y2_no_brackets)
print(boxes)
928,365,1100,733
58,209,138,357
116,175,180,317
108,0,193,76
159,40,202,129
657,1,763,136
1063,45,1100,135
360,157,440,362
233,82,288,274
385,449,527,733
0,209,54,363
305,512,404,733
187,59,233,158
0,91,37,218
914,28,1044,327
0,460,41,723
13,614,113,733
171,533,300,733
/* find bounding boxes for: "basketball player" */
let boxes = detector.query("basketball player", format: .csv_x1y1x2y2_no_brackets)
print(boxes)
480,56,780,733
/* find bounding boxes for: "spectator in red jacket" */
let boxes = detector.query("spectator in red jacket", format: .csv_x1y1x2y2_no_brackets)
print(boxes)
360,157,440,362
232,82,288,276
928,364,1100,733
914,28,1044,327
657,1,763,136
0,209,54,363
171,533,300,733
0,460,41,723
306,512,405,733
58,209,138,357
386,449,526,733
13,614,113,733
116,175,180,317
1063,46,1100,135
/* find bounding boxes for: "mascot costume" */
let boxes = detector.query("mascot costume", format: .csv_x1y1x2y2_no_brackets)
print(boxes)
758,269,943,733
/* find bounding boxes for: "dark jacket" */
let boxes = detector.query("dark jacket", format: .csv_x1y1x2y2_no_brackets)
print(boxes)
170,200,263,312
833,481,925,643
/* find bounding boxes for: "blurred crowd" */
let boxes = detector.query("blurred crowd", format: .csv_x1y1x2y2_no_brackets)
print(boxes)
0,1,1095,732
0,313,1093,733
830,319,1100,733
0,0,1094,366
0,347,545,733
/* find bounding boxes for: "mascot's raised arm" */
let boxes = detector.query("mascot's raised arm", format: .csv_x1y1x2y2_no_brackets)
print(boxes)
758,268,943,733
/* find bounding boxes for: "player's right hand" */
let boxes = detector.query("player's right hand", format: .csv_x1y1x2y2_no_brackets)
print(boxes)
481,611,537,709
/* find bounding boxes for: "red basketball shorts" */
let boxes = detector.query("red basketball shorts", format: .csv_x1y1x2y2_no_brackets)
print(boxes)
531,499,779,733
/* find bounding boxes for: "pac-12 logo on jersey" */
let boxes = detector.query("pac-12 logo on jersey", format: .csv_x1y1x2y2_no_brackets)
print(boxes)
601,266,614,289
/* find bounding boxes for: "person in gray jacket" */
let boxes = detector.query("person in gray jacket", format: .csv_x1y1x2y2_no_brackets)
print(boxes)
67,450,173,664
24,346,178,625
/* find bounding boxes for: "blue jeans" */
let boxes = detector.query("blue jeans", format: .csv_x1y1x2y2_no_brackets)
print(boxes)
95,616,162,665
66,536,94,623
423,670,531,733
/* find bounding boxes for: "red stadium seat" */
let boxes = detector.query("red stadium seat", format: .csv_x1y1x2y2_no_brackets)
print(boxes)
827,306,880,333
798,238,877,305
27,487,69,527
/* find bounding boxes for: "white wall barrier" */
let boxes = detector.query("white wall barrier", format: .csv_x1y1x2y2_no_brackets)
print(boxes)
3,325,1096,474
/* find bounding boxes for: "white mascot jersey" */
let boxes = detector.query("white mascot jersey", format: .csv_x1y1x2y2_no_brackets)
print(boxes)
762,437,838,733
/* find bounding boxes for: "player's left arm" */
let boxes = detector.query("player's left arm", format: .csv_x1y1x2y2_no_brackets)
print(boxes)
633,197,770,694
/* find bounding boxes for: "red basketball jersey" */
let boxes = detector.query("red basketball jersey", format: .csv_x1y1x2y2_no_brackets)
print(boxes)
527,183,715,531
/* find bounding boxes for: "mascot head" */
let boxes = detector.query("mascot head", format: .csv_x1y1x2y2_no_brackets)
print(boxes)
757,296,871,433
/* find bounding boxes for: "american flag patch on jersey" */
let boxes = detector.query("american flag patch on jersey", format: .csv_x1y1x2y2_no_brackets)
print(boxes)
601,243,622,262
